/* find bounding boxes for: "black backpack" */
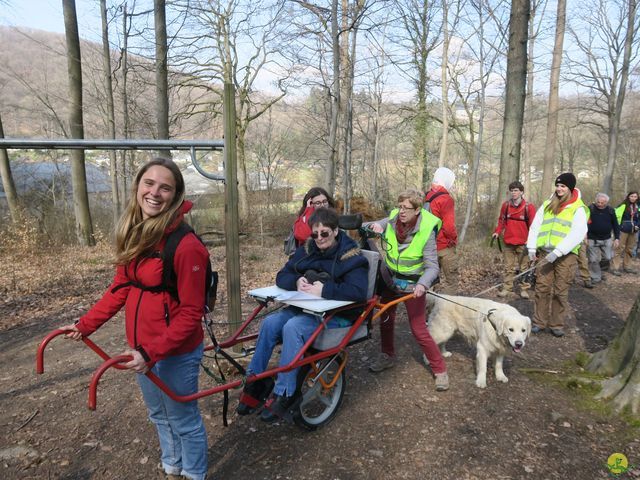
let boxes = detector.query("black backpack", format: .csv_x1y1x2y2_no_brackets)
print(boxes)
112,222,218,314
423,190,448,212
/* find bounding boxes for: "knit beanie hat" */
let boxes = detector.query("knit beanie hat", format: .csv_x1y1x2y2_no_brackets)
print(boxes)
555,172,576,191
432,167,456,191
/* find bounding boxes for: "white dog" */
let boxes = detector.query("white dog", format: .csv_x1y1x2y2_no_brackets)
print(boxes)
426,293,531,388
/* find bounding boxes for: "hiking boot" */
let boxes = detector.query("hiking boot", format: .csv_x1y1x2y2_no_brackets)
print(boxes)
497,289,510,298
611,270,622,276
434,372,449,391
519,290,530,299
369,353,395,373
583,280,594,289
531,325,544,334
624,268,638,274
260,394,300,423
550,328,565,337
236,377,275,416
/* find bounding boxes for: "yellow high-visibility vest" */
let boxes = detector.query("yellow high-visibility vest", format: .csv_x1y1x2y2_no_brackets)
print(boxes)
384,209,442,276
536,199,587,254
615,204,626,225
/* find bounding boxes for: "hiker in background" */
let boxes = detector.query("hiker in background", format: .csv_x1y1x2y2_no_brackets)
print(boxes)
587,193,620,284
366,189,449,391
576,236,594,288
292,187,336,247
58,158,210,480
238,207,369,422
612,191,639,275
492,181,536,299
527,173,588,338
424,167,458,293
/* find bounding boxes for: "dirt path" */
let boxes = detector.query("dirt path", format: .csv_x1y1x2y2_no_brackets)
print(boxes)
1,246,639,479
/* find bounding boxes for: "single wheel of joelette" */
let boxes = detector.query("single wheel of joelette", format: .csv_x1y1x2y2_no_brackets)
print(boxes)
294,352,346,431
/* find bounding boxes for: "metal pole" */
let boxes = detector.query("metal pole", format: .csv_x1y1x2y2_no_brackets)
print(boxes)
223,83,242,339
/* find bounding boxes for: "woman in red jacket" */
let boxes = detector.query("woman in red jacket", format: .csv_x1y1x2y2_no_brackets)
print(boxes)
59,158,209,480
292,187,336,246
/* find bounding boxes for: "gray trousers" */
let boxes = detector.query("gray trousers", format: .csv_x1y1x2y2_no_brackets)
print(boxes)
587,238,613,282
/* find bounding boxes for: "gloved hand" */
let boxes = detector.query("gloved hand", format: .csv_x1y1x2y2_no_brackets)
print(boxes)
528,249,537,261
492,232,499,239
545,252,558,264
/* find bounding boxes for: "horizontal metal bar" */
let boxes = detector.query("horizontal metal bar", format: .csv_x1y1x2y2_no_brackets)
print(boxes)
0,138,224,150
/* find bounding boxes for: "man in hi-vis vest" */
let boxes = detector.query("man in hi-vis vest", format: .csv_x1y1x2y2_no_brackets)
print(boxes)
526,173,588,337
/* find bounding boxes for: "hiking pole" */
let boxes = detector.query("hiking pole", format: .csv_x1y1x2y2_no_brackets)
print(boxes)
472,259,548,298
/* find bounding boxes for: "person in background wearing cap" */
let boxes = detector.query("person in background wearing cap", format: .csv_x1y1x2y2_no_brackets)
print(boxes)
424,167,458,292
526,172,588,337
492,181,537,299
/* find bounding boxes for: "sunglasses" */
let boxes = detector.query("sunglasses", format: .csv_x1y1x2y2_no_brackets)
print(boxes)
310,231,332,239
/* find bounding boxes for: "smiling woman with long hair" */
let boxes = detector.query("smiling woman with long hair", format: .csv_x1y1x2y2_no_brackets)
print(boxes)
526,172,588,338
59,158,210,480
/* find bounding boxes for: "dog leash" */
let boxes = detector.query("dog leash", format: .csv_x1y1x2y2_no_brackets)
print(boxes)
426,290,500,332
471,260,546,298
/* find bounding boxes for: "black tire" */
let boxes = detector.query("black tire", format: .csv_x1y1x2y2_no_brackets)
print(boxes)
293,354,346,431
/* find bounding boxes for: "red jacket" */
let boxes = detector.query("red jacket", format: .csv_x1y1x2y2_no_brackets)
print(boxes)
293,206,315,246
425,186,457,251
76,202,208,363
494,199,536,246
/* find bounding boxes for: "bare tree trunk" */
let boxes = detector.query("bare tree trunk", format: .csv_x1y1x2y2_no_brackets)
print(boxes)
236,124,250,220
100,0,121,224
439,0,449,168
63,0,95,247
587,292,640,414
120,3,131,197
497,0,530,217
522,0,538,197
325,0,340,195
602,0,636,195
342,5,362,213
154,0,170,144
541,0,565,203
0,113,20,222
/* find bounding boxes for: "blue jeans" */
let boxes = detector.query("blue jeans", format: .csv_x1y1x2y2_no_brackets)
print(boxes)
247,307,322,397
137,343,207,480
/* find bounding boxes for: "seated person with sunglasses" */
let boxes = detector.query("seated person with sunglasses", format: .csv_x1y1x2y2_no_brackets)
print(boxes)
237,207,369,422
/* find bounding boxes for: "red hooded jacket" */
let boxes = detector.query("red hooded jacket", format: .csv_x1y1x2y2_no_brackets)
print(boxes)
425,186,457,251
76,202,208,363
494,199,536,246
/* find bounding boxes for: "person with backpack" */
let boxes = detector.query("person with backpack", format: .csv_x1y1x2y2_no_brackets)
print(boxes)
492,181,536,299
59,158,210,480
424,167,458,292
587,193,620,284
526,173,588,337
612,191,639,274
238,207,369,422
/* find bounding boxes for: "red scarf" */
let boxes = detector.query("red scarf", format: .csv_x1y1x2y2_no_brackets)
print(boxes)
395,216,418,244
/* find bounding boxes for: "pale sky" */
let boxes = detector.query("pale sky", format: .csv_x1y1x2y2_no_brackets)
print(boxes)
1,0,102,40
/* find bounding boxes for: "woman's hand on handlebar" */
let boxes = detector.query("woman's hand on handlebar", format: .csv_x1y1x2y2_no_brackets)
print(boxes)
59,323,83,341
122,349,149,374
368,223,384,234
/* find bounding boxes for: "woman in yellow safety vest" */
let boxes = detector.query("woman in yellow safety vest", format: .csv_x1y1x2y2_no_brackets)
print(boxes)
613,191,639,274
365,189,449,391
526,173,588,337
